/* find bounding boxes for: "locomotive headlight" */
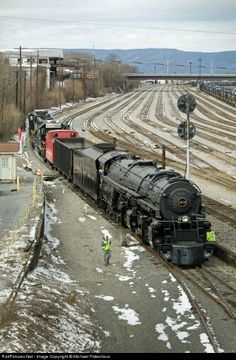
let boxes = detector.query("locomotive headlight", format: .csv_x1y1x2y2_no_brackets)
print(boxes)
181,215,189,222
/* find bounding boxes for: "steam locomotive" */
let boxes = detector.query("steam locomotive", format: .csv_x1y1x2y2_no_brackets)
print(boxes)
27,110,214,266
53,138,214,266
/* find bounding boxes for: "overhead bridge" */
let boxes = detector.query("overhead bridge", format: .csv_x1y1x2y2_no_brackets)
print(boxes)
124,73,236,81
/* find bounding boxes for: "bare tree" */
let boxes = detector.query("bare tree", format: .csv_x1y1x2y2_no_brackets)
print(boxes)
0,55,22,139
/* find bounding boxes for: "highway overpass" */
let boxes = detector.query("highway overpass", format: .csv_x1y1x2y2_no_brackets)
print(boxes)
124,73,236,81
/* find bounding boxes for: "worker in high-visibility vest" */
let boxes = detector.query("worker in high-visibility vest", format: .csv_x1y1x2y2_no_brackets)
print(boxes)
206,225,216,260
101,236,112,266
204,222,216,261
206,228,216,243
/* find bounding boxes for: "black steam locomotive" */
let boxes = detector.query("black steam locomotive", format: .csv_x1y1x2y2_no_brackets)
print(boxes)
53,139,214,266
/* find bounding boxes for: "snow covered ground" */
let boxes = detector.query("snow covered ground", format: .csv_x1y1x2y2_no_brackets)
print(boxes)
0,174,100,353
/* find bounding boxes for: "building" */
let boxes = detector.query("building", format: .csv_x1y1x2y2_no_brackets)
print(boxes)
0,48,64,89
0,142,20,182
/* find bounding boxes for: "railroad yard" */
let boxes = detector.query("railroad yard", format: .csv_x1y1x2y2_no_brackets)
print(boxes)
0,83,236,353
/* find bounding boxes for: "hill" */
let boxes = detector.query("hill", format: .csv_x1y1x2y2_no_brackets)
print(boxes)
64,48,236,74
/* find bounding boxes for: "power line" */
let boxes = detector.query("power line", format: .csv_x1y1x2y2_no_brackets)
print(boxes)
0,15,236,36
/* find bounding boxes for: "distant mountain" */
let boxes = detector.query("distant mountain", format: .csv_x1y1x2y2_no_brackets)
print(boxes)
64,48,236,74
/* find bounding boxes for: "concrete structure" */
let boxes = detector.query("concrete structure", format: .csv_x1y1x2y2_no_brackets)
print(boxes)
124,73,236,81
0,142,19,182
0,48,64,89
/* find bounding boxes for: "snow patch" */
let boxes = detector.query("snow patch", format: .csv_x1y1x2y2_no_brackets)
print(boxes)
87,215,97,220
116,275,132,282
95,295,114,301
112,305,141,326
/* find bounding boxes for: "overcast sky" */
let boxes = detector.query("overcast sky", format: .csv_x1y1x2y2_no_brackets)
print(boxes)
0,0,236,52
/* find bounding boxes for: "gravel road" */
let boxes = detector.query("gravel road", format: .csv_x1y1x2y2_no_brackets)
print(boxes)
43,177,236,353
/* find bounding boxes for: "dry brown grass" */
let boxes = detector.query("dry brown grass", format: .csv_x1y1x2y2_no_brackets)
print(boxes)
0,302,18,326
0,104,21,139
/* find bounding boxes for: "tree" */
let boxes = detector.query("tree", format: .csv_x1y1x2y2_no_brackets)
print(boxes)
102,55,139,92
0,55,21,139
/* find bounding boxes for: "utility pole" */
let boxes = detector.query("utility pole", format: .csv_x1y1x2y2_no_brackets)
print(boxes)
82,60,87,102
14,45,27,111
36,50,39,108
189,61,192,74
23,71,26,116
210,60,214,75
58,57,62,108
161,145,166,169
177,94,196,180
186,99,190,179
198,58,202,79
166,60,169,74
97,59,103,93
30,56,33,110
19,46,22,111
93,45,96,96
72,76,75,104
15,70,19,108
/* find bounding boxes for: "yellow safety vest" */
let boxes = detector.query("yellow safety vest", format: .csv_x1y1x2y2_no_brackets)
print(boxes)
207,231,216,242
102,238,111,251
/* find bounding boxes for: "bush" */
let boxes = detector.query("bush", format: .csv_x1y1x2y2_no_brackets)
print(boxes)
0,104,21,140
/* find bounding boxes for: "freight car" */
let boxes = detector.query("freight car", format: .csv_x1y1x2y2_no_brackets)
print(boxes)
45,129,79,165
201,84,236,107
54,137,92,180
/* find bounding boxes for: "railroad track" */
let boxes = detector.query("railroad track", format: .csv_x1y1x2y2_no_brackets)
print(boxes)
59,86,236,192
126,233,231,353
183,86,236,119
55,87,236,267
58,86,236,212
69,179,235,353
203,196,236,228
176,264,236,320
169,89,236,149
